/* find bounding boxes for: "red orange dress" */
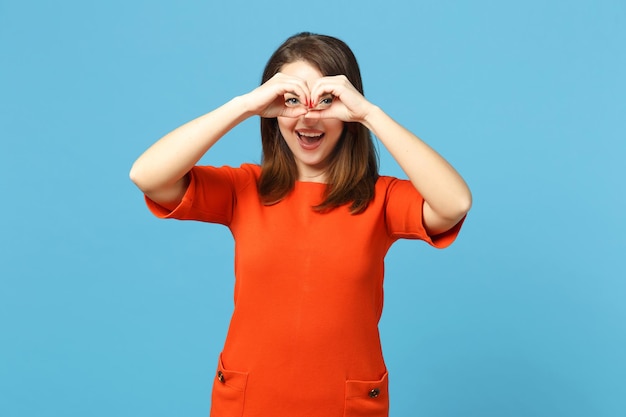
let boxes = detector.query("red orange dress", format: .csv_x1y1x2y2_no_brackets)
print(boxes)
146,164,463,417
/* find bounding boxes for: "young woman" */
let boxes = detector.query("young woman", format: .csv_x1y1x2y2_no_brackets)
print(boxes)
130,32,471,417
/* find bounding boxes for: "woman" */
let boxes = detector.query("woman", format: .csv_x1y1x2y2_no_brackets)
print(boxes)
130,32,471,417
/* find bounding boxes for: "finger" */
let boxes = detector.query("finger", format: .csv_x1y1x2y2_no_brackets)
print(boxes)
261,73,309,110
283,91,308,109
275,73,311,106
309,79,340,107
308,92,334,111
310,75,352,100
304,105,345,121
279,106,309,118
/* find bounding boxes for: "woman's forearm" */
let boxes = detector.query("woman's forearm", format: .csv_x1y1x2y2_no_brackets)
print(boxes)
363,106,472,226
129,96,252,195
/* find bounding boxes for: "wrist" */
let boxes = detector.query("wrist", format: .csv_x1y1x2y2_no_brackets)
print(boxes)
361,104,383,131
229,95,256,120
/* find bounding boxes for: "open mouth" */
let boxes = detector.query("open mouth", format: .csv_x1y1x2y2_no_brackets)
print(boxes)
296,130,325,149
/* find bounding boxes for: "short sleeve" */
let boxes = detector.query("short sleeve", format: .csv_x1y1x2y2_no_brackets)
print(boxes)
144,164,258,226
383,177,465,248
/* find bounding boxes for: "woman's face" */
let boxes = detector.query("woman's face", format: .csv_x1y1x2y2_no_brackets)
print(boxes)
277,60,344,182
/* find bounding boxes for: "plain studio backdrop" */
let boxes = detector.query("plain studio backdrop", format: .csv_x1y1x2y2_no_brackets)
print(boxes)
1,1,624,416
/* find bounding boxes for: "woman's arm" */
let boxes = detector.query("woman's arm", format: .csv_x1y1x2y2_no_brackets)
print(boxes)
362,106,472,235
129,74,310,210
129,97,251,210
308,76,472,235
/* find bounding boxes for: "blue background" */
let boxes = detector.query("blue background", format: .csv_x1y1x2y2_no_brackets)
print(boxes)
1,0,625,416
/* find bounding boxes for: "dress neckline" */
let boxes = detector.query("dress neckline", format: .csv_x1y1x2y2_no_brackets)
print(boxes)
295,180,327,186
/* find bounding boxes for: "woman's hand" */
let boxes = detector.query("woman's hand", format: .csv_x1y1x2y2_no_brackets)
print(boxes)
241,72,311,119
306,75,376,123
242,72,376,125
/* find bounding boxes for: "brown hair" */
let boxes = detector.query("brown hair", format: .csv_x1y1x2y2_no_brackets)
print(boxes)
258,32,379,214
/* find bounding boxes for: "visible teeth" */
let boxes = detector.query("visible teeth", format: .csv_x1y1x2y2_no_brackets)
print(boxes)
298,132,323,138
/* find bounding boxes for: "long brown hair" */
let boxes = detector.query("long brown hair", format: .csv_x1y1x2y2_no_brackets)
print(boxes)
258,32,379,214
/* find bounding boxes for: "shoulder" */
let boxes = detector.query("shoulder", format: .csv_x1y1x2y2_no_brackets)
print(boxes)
193,163,260,176
192,163,260,188
238,163,262,176
375,175,421,198
375,175,397,188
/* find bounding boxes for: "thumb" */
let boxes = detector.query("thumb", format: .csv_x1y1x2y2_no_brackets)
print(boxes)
304,108,344,121
280,107,309,118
